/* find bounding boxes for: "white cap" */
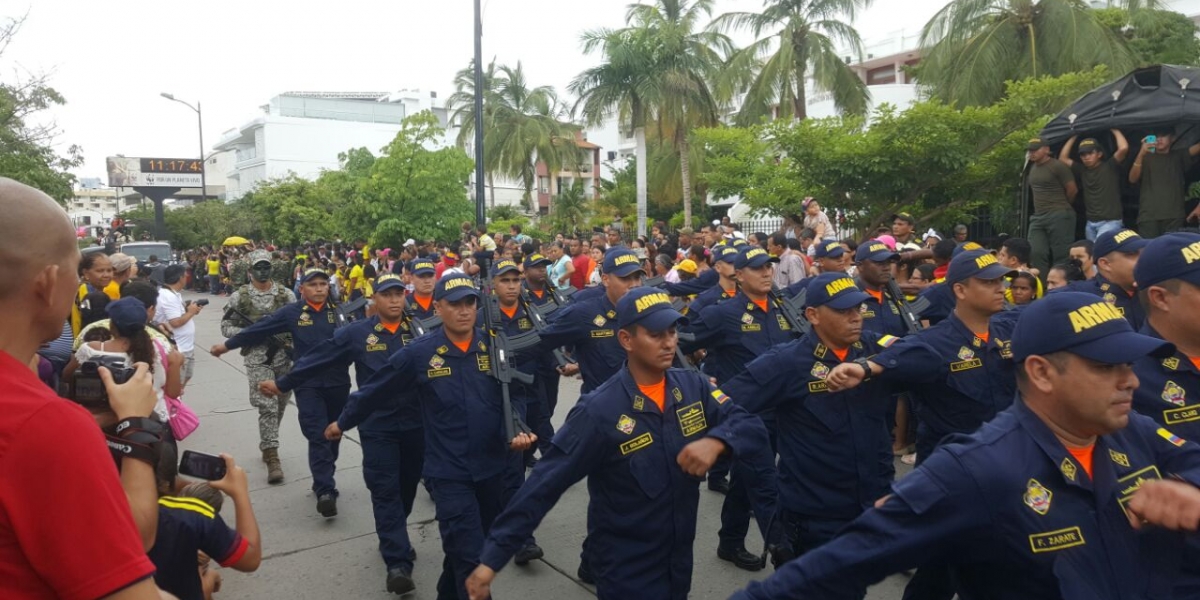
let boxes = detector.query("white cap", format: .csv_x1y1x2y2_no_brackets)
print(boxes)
404,238,416,247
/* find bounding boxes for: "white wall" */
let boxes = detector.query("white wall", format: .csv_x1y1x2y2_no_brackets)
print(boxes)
262,116,405,182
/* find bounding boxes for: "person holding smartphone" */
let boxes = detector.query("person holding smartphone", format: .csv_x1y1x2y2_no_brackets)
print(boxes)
1130,129,1200,237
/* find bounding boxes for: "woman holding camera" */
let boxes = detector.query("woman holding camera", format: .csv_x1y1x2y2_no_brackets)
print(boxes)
65,297,182,422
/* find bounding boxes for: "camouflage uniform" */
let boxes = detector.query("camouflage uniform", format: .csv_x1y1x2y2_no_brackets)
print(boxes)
270,259,292,288
222,265,297,452
228,257,251,289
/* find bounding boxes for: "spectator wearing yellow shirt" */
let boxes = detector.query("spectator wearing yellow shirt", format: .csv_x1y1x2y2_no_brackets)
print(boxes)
71,253,115,335
347,256,365,301
207,254,222,295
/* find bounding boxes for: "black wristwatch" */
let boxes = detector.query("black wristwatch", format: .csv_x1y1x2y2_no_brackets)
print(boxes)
854,358,874,382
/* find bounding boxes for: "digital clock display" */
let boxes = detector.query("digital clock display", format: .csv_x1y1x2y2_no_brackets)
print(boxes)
139,158,203,173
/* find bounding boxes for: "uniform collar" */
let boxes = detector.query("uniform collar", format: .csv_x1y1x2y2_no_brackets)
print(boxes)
802,331,865,362
433,328,485,357
736,291,770,313
947,311,992,348
618,366,684,415
1013,399,1099,492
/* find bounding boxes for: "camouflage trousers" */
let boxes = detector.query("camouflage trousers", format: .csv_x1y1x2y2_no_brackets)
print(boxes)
246,359,294,451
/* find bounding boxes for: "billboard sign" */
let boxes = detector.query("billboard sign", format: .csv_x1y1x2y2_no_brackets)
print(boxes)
106,157,203,188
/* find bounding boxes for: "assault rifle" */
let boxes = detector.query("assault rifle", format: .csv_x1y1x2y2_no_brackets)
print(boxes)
769,286,812,335
222,304,293,363
519,290,575,369
885,279,929,335
476,255,538,443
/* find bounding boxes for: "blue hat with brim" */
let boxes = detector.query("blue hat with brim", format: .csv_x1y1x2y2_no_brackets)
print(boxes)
805,273,871,310
1012,292,1173,363
856,240,900,263
617,287,688,331
715,245,741,264
946,250,1017,285
434,275,481,302
1136,232,1200,289
300,268,330,284
1094,229,1149,259
814,240,846,260
735,247,779,269
410,260,436,276
603,248,644,277
491,258,521,278
375,273,406,293
524,253,552,269
951,241,984,258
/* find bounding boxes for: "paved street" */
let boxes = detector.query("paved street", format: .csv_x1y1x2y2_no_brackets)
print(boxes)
182,290,912,599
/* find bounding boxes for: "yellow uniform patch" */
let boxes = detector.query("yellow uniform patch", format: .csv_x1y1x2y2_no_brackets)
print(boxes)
1164,405,1200,425
1117,466,1162,517
1158,427,1187,447
1029,527,1086,553
616,414,636,435
427,367,452,378
620,432,654,455
1023,479,1052,515
1060,458,1077,482
1162,381,1187,406
590,329,614,338
1109,449,1130,467
711,389,730,404
676,402,708,437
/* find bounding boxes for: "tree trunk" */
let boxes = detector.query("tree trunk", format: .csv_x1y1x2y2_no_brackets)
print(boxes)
635,126,648,238
679,135,693,229
488,173,496,209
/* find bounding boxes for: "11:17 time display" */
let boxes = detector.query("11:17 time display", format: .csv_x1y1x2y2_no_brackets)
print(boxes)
139,158,203,173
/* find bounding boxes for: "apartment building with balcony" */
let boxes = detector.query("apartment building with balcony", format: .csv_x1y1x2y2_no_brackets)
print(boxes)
534,131,602,214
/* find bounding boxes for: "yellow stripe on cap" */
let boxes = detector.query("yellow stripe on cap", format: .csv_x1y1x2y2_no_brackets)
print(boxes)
159,497,216,519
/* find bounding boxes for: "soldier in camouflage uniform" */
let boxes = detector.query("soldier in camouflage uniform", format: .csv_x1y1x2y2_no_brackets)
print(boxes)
210,250,296,484
228,250,251,290
270,252,292,289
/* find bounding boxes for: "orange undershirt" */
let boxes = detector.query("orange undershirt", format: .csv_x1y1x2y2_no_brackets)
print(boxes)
1066,445,1094,480
380,322,401,334
414,294,433,311
638,379,667,412
307,301,325,312
500,304,518,319
722,287,736,297
831,347,850,362
975,332,990,344
752,298,768,313
452,339,471,353
1190,357,1200,371
531,289,545,299
865,289,883,304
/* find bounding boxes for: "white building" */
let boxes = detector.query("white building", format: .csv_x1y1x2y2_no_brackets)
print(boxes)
67,187,127,233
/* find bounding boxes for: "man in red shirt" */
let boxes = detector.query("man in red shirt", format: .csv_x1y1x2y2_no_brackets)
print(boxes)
569,239,590,290
0,177,166,600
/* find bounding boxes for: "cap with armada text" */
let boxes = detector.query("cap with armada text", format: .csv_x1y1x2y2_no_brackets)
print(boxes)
1011,291,1173,363
434,275,482,302
375,273,406,293
736,247,780,269
617,287,688,332
603,248,644,277
1093,228,1149,259
714,245,741,264
409,260,436,276
856,240,900,263
804,273,871,310
814,240,846,260
300,268,330,284
491,258,520,278
946,249,1017,285
524,253,552,269
1135,232,1200,290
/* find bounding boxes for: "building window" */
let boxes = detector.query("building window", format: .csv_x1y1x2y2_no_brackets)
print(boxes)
539,177,549,194
867,66,896,85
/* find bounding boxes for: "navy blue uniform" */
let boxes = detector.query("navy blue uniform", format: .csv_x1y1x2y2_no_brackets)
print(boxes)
339,326,515,600
538,294,624,393
569,283,606,305
276,315,422,572
225,300,350,498
522,284,564,454
685,282,737,317
1068,274,1144,330
479,367,772,600
903,311,1019,463
917,282,954,325
664,267,718,297
722,331,938,579
406,293,437,322
682,291,800,384
857,286,908,338
731,402,1200,600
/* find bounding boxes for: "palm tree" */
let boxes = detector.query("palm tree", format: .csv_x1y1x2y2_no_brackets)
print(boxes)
918,0,1150,107
550,179,591,234
446,59,501,206
573,0,730,231
713,0,873,124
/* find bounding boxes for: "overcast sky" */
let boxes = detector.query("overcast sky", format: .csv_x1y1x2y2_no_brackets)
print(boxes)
5,0,948,181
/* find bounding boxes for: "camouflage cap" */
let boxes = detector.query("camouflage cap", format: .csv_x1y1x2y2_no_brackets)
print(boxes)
249,250,272,266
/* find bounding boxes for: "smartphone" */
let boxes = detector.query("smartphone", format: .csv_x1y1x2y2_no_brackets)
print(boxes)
179,450,228,481
1146,135,1158,154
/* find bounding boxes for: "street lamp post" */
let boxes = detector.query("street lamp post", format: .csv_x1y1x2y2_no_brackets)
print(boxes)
160,93,207,203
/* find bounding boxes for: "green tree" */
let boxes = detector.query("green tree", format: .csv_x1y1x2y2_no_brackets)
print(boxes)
0,15,82,202
597,159,637,220
1096,7,1200,67
918,0,1147,107
547,179,592,235
340,111,475,247
712,0,873,123
696,68,1113,233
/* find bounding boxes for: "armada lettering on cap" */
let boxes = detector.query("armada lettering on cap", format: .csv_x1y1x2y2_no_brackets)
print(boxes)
414,261,435,270
635,292,671,313
824,242,840,252
1182,241,1200,264
1114,230,1139,244
495,260,517,270
443,277,474,291
1068,301,1124,333
974,253,999,269
825,277,856,297
614,254,639,266
529,254,547,262
868,243,888,253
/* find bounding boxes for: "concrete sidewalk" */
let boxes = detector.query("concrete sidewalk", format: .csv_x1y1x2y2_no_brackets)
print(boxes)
180,290,910,599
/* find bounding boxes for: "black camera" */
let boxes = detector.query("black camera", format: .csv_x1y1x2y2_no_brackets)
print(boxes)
188,299,210,308
72,356,136,407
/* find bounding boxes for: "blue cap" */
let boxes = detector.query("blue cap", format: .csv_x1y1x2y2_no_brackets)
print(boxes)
1011,292,1173,363
1093,228,1149,259
300,267,329,283
524,253,552,269
736,246,779,269
951,241,984,258
491,258,521,278
106,297,147,336
1136,232,1200,289
715,245,741,264
375,273,406,293
855,239,900,263
804,273,871,309
434,275,481,302
617,287,688,331
409,259,436,276
814,240,846,259
603,248,644,277
946,250,1016,285
731,238,749,247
